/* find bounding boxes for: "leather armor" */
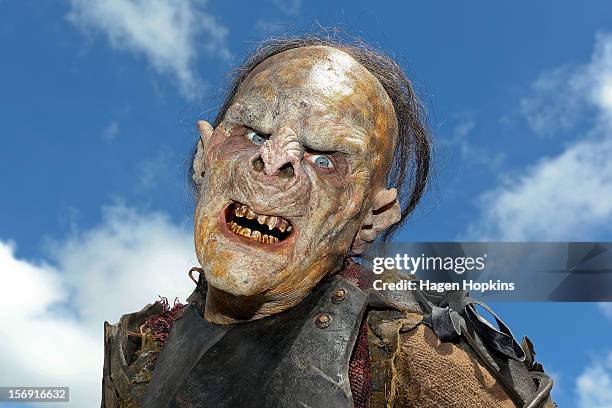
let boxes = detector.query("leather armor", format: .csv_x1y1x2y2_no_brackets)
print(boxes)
101,262,555,408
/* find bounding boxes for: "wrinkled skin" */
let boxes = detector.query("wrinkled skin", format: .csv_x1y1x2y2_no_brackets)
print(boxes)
192,46,401,324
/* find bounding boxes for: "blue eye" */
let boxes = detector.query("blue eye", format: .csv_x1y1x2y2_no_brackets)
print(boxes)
311,155,334,169
246,130,266,145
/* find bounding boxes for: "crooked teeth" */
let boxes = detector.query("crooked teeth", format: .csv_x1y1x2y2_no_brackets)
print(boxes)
266,216,277,231
227,221,280,244
229,203,292,244
235,205,247,217
278,219,288,233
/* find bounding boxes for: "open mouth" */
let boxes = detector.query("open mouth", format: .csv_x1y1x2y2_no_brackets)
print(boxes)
225,202,293,244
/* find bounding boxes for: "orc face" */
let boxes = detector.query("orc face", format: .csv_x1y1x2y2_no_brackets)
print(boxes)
192,46,401,323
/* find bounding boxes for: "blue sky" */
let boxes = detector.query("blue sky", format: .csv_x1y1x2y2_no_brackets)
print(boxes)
1,1,612,407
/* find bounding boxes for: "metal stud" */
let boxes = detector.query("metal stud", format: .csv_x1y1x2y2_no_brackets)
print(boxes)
315,313,332,329
331,288,346,303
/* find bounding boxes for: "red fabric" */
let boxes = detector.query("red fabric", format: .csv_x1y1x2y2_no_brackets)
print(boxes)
349,320,372,408
340,259,372,408
142,297,185,346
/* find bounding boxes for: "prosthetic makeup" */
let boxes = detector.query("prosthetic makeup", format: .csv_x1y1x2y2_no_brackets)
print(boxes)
191,46,402,323
103,40,556,408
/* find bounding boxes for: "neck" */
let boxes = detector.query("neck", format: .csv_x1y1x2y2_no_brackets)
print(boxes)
202,259,357,324
204,285,298,324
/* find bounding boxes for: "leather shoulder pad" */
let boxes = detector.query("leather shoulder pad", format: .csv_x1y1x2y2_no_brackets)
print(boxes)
101,302,164,408
363,268,424,314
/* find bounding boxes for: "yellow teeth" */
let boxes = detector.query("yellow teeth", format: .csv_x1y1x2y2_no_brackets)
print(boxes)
278,219,288,233
227,221,280,244
260,234,279,244
229,203,292,244
267,216,278,231
234,205,247,217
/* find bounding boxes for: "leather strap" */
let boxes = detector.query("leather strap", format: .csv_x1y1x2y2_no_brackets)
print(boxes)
415,288,553,408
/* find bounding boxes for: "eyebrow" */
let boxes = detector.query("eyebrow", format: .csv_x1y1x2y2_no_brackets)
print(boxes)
224,102,265,127
303,128,368,156
228,99,371,155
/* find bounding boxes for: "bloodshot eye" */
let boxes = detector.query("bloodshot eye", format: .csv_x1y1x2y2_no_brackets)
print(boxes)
246,130,267,145
310,154,334,169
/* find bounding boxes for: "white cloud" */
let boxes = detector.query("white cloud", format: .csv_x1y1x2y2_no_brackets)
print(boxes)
0,204,195,406
468,135,612,240
67,0,231,98
576,351,612,408
520,32,612,136
519,65,587,136
468,33,612,240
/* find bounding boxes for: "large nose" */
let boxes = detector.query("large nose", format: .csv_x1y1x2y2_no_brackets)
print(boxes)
252,127,304,180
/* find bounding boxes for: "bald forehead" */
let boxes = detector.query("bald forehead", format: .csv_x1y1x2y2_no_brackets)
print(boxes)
229,46,398,174
243,46,383,100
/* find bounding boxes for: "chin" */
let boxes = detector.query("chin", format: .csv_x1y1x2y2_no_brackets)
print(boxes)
197,236,290,297
195,199,303,294
205,260,281,297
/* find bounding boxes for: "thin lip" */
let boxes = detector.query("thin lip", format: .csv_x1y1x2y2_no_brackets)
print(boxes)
218,202,296,251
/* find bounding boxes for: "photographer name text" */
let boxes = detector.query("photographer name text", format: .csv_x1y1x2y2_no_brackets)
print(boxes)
373,279,516,293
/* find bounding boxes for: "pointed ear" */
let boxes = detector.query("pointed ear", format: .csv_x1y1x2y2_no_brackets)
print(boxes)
351,188,401,254
192,121,214,186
